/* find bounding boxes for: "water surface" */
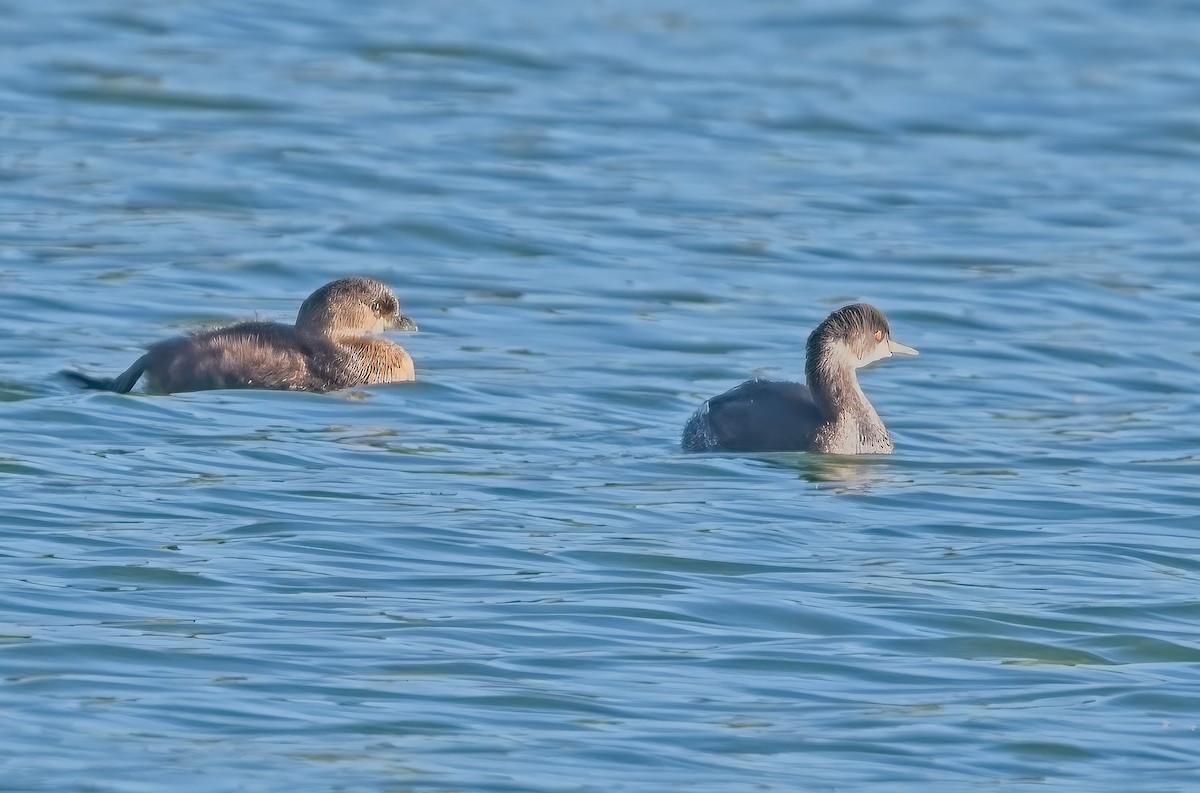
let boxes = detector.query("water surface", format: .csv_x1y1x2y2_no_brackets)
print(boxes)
3,1,1200,790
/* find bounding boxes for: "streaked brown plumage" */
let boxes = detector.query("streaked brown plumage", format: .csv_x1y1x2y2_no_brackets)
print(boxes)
63,277,418,394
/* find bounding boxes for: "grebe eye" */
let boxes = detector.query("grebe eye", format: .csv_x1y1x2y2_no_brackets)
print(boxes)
370,300,382,313
874,330,883,342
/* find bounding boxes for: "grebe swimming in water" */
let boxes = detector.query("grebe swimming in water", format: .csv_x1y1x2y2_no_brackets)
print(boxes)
63,277,418,394
681,304,917,454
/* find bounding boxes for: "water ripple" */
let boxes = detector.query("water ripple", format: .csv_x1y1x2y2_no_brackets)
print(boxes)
3,0,1200,790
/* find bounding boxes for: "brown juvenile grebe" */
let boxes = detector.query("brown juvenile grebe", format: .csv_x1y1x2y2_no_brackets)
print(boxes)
63,277,418,394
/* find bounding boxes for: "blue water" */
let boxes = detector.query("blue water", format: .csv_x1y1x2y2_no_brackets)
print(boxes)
3,1,1200,790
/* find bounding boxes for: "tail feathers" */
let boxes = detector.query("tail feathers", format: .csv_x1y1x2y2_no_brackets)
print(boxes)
61,355,148,394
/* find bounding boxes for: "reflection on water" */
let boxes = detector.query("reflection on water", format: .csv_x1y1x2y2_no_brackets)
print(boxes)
754,453,891,492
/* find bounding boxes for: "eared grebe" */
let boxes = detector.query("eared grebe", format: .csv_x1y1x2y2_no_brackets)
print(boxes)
63,277,418,394
681,303,917,454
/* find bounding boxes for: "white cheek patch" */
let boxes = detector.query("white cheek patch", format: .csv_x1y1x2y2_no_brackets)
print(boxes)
858,342,891,367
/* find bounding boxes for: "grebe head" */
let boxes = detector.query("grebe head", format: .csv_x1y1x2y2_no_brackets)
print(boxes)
295,277,418,339
806,303,918,372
